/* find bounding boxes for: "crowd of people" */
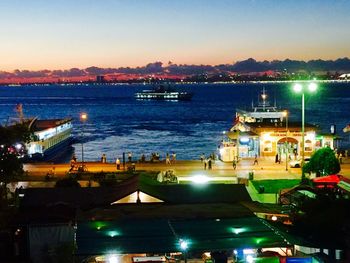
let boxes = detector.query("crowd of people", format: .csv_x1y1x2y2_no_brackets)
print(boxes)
92,152,180,170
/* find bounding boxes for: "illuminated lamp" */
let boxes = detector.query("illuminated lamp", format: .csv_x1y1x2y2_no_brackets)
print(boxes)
293,83,302,92
15,143,22,150
239,137,250,144
191,175,210,184
231,227,245,235
108,255,118,263
246,255,254,263
107,230,119,237
292,82,318,177
262,133,272,141
179,239,189,250
308,82,317,92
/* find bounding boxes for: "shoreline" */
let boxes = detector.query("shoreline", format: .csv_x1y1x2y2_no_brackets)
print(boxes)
2,79,350,87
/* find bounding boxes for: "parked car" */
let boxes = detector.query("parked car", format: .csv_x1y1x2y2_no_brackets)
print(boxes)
289,157,310,168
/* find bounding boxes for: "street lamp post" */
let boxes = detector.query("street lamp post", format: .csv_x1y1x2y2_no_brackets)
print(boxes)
283,110,288,171
80,113,88,166
179,239,189,263
293,83,317,177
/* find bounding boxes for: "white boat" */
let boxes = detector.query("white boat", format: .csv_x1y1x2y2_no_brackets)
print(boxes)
135,84,193,101
25,117,73,160
6,104,73,161
235,88,286,123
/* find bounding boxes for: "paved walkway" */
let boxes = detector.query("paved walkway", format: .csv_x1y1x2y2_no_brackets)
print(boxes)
23,156,350,181
23,157,298,180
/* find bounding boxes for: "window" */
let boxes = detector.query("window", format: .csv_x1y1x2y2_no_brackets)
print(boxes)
305,139,313,152
263,140,272,152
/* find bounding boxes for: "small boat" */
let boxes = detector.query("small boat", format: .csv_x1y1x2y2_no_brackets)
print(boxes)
135,84,193,101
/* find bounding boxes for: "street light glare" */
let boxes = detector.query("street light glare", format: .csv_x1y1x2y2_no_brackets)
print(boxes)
179,239,188,250
108,255,118,263
80,113,88,121
308,82,317,92
293,83,302,92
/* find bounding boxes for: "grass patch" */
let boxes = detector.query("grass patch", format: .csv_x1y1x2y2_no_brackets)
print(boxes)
251,179,300,194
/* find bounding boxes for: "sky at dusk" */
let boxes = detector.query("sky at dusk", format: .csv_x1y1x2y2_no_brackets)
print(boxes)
1,0,350,70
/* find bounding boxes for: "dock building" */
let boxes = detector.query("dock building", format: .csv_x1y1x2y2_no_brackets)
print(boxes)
219,89,336,162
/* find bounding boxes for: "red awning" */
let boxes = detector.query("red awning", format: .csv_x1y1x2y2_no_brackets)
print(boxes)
312,175,341,184
278,137,298,143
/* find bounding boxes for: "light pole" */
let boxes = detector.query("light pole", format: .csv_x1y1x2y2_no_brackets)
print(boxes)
293,83,317,176
80,113,88,166
283,110,288,171
179,239,189,263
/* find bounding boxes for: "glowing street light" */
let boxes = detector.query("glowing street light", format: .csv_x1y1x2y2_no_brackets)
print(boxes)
81,113,87,121
283,110,289,171
293,82,317,177
179,239,189,263
80,113,88,165
108,255,118,263
180,239,188,250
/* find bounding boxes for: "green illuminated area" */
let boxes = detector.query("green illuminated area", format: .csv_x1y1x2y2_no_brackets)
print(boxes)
230,227,247,235
91,221,109,231
79,217,287,255
251,180,300,194
90,221,121,238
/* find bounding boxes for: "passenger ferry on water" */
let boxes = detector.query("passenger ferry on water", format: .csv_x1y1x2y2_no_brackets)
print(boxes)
6,104,73,161
25,117,73,160
135,84,193,101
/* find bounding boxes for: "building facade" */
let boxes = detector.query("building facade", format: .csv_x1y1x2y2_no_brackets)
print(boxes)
219,121,335,162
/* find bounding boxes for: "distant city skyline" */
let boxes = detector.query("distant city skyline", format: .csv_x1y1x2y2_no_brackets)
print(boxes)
1,0,350,71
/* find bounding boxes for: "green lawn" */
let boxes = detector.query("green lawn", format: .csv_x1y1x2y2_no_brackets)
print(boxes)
251,179,301,194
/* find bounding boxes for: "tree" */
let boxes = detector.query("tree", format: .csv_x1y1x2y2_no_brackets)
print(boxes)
291,190,350,255
303,147,340,177
0,123,31,204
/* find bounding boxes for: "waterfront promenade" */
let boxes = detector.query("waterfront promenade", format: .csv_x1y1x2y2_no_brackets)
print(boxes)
23,156,350,181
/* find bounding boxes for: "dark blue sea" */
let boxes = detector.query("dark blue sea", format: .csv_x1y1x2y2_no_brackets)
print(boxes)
0,82,349,162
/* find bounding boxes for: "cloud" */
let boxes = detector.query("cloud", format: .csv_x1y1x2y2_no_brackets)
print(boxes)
1,58,350,82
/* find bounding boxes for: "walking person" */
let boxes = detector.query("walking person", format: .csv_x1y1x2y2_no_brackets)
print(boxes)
204,158,208,170
211,152,216,163
69,156,76,172
166,153,171,165
253,154,258,165
208,157,212,170
101,153,107,163
232,160,236,170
